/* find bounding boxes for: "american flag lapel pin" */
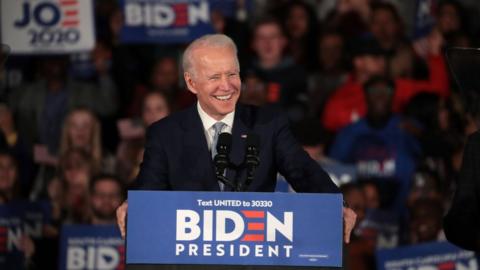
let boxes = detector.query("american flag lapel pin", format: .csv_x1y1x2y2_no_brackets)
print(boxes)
241,134,247,139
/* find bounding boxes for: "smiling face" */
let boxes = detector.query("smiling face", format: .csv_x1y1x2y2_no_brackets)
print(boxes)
184,46,241,120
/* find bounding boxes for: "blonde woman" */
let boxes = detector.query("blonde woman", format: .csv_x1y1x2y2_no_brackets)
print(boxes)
59,108,115,174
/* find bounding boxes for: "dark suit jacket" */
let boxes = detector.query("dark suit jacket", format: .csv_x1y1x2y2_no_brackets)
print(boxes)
444,131,480,251
136,103,339,193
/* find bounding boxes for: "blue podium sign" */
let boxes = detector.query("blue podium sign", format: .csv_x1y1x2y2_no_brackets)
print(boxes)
126,191,343,267
376,241,478,270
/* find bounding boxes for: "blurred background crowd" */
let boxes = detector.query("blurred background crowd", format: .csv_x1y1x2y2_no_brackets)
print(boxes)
1,0,480,269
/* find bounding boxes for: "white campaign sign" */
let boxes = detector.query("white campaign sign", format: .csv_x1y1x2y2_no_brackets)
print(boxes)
1,0,95,54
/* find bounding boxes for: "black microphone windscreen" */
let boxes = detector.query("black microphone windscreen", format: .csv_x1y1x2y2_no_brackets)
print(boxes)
217,133,232,152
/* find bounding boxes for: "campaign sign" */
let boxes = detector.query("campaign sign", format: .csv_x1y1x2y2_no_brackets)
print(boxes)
126,191,343,267
58,225,125,270
413,0,437,39
0,200,50,269
0,0,95,54
357,209,399,249
119,0,215,44
376,241,478,270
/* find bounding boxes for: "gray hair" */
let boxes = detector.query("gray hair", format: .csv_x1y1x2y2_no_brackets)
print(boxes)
182,34,239,77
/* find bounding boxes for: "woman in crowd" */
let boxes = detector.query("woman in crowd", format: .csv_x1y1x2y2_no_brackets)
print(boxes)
59,108,115,174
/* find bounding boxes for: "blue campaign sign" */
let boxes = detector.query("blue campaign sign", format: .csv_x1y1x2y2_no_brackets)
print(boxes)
413,0,437,39
58,225,124,270
0,200,50,269
376,241,479,270
357,209,399,249
119,0,218,44
126,191,343,267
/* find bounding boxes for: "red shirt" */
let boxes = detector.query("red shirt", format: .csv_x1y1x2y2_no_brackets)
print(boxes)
322,55,450,132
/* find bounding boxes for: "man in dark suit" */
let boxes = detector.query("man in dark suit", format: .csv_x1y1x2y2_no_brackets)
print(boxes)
116,34,356,243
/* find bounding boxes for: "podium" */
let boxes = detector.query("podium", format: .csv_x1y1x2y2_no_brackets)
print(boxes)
126,191,343,269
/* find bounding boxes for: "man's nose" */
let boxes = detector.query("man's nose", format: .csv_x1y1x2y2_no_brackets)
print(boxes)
219,76,230,90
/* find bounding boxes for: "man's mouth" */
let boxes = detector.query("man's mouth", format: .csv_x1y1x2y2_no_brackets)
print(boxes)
214,94,233,101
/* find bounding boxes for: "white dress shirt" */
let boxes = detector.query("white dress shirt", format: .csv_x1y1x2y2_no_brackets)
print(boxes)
197,102,234,151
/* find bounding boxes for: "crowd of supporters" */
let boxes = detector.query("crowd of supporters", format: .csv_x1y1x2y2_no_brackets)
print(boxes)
1,0,480,269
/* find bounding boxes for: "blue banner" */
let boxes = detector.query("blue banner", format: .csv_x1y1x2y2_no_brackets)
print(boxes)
413,0,437,39
0,200,50,269
126,191,343,267
58,225,124,270
376,241,478,270
120,0,219,44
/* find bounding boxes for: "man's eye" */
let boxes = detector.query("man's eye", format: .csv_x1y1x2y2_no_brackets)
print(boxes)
228,73,238,77
209,76,220,80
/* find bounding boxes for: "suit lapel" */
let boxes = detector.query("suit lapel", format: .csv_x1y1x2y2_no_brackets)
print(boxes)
181,105,220,191
227,105,250,188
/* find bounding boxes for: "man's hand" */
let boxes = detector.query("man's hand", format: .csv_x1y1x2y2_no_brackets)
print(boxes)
116,200,128,239
343,207,357,244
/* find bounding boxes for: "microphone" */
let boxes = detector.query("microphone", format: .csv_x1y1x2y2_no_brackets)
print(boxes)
213,133,236,190
239,133,260,191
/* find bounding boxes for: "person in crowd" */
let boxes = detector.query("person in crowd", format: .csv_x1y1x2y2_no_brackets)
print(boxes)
322,33,449,132
89,175,124,225
127,57,181,117
329,76,421,212
368,2,428,80
308,30,349,117
436,0,470,38
369,2,406,53
52,148,96,224
70,39,113,82
361,180,381,210
409,198,445,244
342,183,367,225
248,17,309,120
404,93,465,185
116,92,170,184
0,151,20,202
407,168,444,209
59,108,115,174
282,0,320,71
116,34,357,241
8,55,118,154
341,182,375,270
141,91,171,127
324,0,371,38
0,103,34,196
0,151,36,268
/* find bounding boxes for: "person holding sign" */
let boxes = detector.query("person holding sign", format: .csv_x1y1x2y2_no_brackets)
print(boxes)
116,34,356,243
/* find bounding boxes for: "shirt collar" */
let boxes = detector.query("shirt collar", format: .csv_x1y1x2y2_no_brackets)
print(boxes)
197,102,235,132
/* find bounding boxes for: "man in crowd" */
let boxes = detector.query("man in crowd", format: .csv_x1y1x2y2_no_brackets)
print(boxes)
117,34,356,242
329,76,421,212
248,17,308,120
89,174,124,225
322,34,449,132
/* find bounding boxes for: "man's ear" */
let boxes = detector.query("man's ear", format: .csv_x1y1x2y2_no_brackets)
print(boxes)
184,72,197,94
